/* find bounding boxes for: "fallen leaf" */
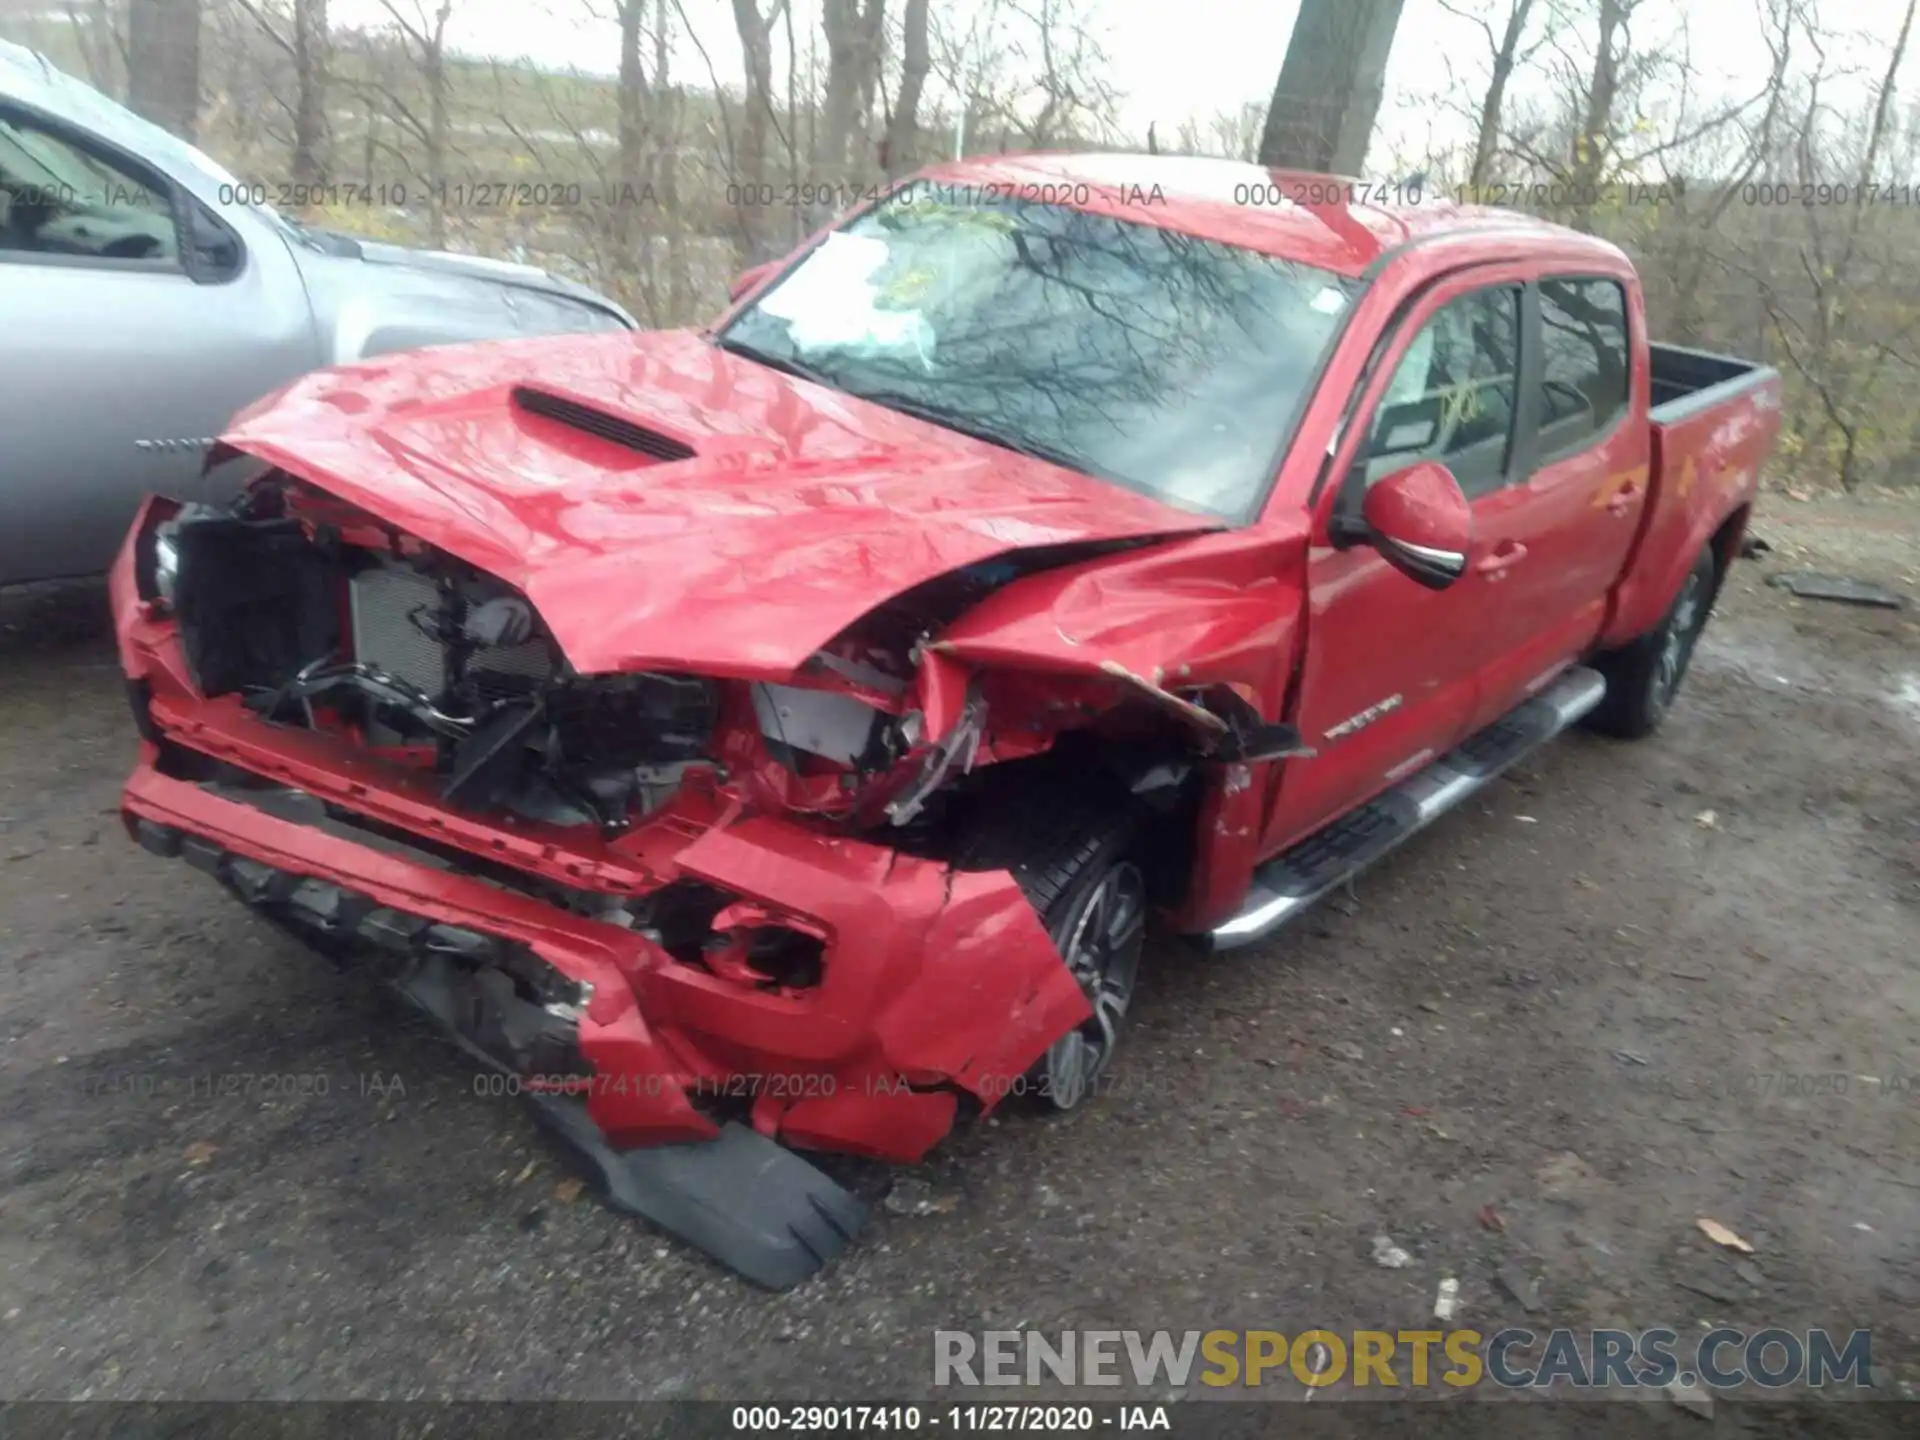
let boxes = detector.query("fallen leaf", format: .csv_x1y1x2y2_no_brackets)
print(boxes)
1696,1217,1755,1253
554,1177,585,1204
514,1160,537,1184
1479,1204,1506,1232
183,1141,217,1167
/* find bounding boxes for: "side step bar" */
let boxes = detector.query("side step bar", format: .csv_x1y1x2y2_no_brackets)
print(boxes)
1210,665,1607,951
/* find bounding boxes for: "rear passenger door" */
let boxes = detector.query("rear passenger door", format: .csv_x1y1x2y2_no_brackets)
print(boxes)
1463,272,1644,730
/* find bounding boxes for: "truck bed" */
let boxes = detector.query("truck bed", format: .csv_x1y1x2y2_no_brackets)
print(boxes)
1599,341,1783,649
1649,342,1771,421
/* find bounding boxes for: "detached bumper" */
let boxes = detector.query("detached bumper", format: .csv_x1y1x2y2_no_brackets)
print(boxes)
121,747,1088,1286
124,768,866,1288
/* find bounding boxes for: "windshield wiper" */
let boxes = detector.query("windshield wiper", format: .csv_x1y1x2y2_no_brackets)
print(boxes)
846,387,1094,475
714,335,834,387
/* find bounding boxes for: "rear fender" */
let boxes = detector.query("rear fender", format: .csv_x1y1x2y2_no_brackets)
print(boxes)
1601,373,1781,647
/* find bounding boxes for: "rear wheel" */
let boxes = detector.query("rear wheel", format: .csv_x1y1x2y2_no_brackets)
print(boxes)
1588,544,1719,739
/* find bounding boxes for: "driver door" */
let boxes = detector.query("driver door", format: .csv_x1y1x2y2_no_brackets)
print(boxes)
1262,265,1532,855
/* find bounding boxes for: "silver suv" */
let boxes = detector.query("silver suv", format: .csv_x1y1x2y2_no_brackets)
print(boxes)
0,39,634,586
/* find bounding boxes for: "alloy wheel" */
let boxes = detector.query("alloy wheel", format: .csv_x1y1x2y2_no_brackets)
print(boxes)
1040,860,1147,1110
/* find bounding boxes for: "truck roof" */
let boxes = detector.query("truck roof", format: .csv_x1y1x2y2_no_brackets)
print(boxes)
921,151,1617,279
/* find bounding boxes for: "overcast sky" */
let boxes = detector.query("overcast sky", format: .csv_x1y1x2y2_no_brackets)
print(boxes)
335,0,1910,165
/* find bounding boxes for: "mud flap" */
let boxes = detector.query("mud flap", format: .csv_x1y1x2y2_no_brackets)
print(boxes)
391,951,869,1290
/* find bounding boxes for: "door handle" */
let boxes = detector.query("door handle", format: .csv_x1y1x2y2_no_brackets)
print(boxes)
1475,541,1529,576
1606,481,1642,515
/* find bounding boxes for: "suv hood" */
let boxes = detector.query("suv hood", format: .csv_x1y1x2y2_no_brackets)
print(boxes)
220,329,1220,678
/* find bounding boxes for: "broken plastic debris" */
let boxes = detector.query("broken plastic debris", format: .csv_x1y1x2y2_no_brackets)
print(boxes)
1370,1234,1412,1268
884,1177,959,1217
1433,1277,1461,1321
1693,809,1719,829
1495,1261,1542,1311
1667,1377,1715,1419
1767,571,1906,609
1696,1217,1755,1253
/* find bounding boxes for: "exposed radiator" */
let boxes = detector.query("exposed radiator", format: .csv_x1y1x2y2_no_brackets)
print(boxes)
348,562,552,699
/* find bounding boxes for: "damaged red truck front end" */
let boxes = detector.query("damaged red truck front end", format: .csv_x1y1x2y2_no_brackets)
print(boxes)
111,268,1312,1284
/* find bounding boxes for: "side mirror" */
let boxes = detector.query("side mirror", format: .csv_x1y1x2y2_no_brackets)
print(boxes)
1355,460,1472,591
729,260,778,301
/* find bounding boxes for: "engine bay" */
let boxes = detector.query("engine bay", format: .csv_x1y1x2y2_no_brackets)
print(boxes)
158,483,723,835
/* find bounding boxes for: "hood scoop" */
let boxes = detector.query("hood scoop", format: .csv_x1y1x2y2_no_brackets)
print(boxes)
512,386,697,463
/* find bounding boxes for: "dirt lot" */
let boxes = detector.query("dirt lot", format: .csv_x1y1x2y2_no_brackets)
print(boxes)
0,495,1914,1421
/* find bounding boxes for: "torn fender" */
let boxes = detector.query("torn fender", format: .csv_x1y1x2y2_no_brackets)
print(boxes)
928,523,1312,748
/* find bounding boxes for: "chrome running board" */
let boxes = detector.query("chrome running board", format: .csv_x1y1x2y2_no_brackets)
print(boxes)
1210,665,1607,951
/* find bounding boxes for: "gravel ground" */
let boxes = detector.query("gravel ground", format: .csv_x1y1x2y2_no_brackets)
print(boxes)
0,494,1914,1422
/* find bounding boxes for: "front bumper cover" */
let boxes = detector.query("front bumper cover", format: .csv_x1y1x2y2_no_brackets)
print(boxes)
120,748,1088,1287
126,786,867,1289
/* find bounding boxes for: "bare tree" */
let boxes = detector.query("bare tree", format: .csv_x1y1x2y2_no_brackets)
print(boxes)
291,0,329,186
128,0,202,140
372,0,456,246
882,0,930,177
727,0,783,260
1748,0,1920,490
1434,0,1547,187
818,0,887,177
232,0,332,187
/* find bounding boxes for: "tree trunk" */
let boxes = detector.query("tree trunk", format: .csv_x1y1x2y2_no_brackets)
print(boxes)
1468,0,1535,187
731,0,777,261
1568,0,1625,232
290,0,330,189
425,45,447,247
127,0,201,141
612,0,650,272
882,0,929,177
818,0,886,178
654,0,689,322
1258,0,1405,173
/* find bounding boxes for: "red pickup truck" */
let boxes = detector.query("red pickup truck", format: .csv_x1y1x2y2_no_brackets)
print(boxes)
110,155,1781,1287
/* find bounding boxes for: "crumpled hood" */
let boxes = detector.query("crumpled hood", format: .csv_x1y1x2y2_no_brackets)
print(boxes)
220,329,1220,679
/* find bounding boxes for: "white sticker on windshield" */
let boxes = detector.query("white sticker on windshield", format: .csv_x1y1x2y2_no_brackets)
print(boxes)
756,229,935,361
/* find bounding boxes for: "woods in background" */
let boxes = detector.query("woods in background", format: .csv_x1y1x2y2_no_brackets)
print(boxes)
7,0,1920,492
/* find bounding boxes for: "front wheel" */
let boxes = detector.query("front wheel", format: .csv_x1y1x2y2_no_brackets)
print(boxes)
1034,852,1147,1111
1587,544,1719,739
953,781,1148,1113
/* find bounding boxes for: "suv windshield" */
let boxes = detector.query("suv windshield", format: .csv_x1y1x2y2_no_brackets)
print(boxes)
720,180,1358,519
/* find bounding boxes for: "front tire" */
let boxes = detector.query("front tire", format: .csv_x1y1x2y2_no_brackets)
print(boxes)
1588,544,1719,739
1032,850,1147,1110
954,785,1147,1112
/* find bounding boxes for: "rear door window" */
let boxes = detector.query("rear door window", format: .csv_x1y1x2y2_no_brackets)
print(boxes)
1536,277,1629,459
